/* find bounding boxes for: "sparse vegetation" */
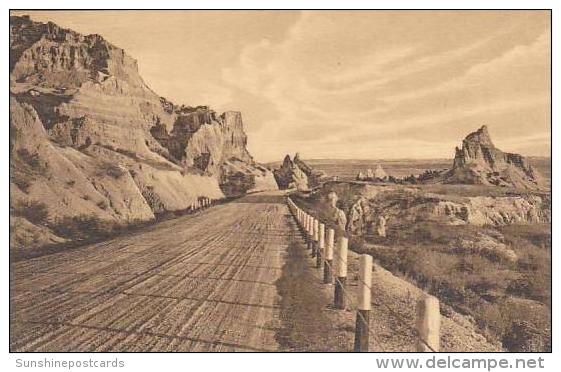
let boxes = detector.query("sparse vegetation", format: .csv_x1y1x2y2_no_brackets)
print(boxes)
13,177,32,193
355,220,551,351
99,162,126,179
11,199,49,225
296,179,551,352
16,148,42,170
49,214,116,241
96,200,110,210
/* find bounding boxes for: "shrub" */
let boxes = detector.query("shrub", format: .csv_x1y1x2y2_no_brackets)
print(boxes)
11,199,49,225
49,214,115,241
97,200,110,210
99,163,125,179
13,178,32,193
16,148,41,169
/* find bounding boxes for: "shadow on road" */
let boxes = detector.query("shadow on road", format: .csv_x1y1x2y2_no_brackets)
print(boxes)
274,214,352,352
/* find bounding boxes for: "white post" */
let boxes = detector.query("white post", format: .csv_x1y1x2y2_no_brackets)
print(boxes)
337,237,348,278
326,229,334,260
354,254,373,352
416,295,440,352
313,218,319,242
317,223,325,268
358,255,372,310
312,218,319,256
334,236,348,309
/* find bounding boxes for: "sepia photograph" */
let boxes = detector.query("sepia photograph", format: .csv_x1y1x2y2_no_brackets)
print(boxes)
8,7,551,357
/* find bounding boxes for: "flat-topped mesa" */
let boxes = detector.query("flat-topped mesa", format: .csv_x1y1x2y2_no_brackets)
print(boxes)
445,125,543,190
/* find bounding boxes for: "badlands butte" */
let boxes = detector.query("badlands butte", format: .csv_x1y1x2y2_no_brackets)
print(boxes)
9,15,550,352
10,15,278,250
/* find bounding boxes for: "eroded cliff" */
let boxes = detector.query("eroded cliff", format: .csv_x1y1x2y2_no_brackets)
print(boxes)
9,15,276,249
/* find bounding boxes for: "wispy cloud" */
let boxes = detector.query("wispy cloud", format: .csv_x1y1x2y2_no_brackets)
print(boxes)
222,11,550,161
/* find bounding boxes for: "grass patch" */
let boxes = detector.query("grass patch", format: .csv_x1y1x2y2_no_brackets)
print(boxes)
11,199,49,225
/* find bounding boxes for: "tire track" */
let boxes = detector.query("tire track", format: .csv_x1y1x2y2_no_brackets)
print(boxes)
10,191,297,352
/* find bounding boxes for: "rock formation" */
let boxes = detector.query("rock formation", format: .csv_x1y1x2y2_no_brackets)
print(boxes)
375,216,387,237
356,165,387,181
347,197,371,235
9,15,276,249
443,126,543,190
273,152,323,191
374,165,388,180
325,191,347,233
273,154,309,190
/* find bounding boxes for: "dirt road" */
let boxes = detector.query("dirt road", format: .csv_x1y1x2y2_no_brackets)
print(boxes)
10,191,350,352
10,190,499,352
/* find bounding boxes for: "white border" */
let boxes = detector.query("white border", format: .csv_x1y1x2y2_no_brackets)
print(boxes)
2,1,558,371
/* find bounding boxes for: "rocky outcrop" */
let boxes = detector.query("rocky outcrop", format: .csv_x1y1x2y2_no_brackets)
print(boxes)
443,126,544,190
347,197,372,235
453,233,518,263
374,165,388,180
273,152,324,190
9,15,276,249
325,183,550,237
356,165,388,181
433,195,550,226
273,154,309,191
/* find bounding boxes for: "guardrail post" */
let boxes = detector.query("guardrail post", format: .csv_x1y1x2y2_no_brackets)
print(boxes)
324,228,335,284
334,236,348,309
416,295,440,352
354,254,372,352
316,223,325,268
312,218,319,257
307,216,313,251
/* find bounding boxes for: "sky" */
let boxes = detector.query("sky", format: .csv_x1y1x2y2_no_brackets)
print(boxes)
16,10,551,162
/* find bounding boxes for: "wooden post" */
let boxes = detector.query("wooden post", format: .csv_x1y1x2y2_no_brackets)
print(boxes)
416,295,440,352
316,223,325,268
307,216,314,250
354,254,372,352
324,228,335,284
334,236,348,310
312,218,319,257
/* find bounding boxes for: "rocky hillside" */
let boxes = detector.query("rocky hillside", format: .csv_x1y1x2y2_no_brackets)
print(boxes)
9,15,276,249
442,126,544,190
